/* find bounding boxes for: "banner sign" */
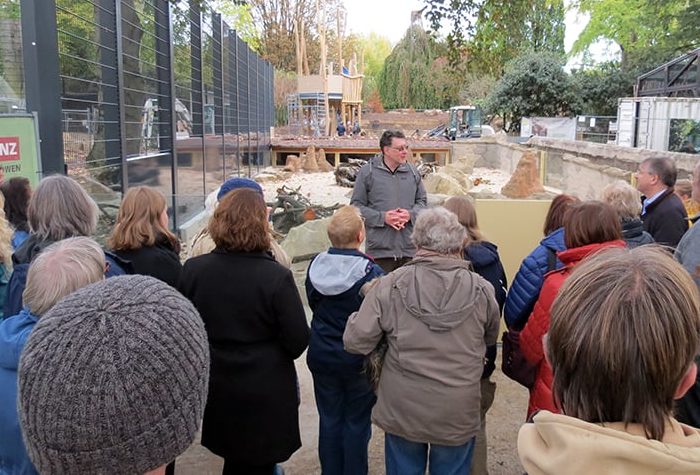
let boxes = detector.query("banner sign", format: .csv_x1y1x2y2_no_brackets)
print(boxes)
521,117,577,140
0,114,41,186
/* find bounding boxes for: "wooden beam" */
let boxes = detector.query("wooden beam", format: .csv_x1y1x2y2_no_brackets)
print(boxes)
294,20,302,76
337,5,343,73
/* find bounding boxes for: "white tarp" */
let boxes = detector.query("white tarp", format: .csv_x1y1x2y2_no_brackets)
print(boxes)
521,117,577,140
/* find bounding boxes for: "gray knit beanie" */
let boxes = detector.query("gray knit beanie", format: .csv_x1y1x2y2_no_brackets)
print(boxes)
17,275,210,475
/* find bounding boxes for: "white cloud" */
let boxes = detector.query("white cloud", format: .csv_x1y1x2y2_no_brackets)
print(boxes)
345,0,427,45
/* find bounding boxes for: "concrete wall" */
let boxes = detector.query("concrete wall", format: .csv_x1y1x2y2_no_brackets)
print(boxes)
475,199,550,283
451,135,525,174
450,135,699,200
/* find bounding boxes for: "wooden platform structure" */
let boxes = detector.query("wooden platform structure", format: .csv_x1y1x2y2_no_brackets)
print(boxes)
271,137,452,167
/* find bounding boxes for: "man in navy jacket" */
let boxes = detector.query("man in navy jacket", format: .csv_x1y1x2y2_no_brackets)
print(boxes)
636,157,687,247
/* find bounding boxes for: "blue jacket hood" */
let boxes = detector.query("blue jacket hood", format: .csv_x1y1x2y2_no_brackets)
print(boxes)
305,248,384,374
540,227,565,251
0,309,38,371
308,249,377,296
465,241,500,268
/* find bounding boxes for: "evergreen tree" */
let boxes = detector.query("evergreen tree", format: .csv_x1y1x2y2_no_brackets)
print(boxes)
485,51,578,131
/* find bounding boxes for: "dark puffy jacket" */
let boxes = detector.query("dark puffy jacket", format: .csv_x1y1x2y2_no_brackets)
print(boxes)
504,228,566,330
465,241,507,310
4,235,131,316
621,217,654,248
305,248,384,374
464,241,507,379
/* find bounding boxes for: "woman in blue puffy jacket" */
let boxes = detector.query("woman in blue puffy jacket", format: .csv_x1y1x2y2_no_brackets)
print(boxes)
504,194,580,330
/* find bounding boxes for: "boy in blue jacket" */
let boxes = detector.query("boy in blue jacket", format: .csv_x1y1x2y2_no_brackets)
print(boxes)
306,205,384,475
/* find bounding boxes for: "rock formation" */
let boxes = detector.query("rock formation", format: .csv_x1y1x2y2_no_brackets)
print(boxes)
500,150,545,198
423,172,471,195
284,155,301,172
316,148,334,172
302,145,319,172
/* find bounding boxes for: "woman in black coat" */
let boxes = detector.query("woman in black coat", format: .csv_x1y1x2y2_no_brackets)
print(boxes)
108,186,182,287
179,187,310,475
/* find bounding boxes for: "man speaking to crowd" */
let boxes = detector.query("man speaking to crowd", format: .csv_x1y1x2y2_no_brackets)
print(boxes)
351,130,427,272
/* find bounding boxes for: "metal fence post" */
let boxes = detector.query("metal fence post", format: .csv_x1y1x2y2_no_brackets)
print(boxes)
20,0,64,175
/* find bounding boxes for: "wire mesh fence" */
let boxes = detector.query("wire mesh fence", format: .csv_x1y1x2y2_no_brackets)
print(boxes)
2,0,275,226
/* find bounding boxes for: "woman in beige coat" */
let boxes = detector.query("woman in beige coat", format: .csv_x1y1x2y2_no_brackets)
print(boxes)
343,207,500,475
519,246,700,475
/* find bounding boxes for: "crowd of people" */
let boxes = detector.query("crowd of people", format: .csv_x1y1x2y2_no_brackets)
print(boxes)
1,131,700,475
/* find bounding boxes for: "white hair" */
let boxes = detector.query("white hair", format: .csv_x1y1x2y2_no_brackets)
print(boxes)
411,207,467,255
204,188,219,215
600,180,642,219
23,237,105,316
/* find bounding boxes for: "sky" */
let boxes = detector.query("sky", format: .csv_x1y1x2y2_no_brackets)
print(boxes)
344,0,617,65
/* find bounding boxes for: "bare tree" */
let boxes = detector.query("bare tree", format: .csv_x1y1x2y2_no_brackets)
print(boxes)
245,0,342,71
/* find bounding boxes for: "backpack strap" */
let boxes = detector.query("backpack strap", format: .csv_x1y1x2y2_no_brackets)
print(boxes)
545,248,557,273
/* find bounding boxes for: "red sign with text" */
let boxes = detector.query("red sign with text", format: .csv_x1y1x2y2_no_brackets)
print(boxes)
0,137,20,162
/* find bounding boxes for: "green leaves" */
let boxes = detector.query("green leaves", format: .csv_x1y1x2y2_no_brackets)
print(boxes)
377,25,458,109
423,0,566,72
484,51,577,130
571,0,698,67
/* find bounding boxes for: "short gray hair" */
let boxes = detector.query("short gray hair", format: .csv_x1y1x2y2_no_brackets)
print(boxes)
411,207,467,255
600,180,642,219
23,237,105,316
28,175,98,240
642,157,677,188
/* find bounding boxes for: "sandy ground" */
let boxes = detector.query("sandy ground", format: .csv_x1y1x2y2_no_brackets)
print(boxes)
174,262,528,475
257,168,513,208
174,334,528,475
174,167,527,474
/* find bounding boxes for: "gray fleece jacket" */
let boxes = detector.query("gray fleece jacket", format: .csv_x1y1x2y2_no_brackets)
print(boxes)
343,255,500,445
676,224,699,288
350,154,427,259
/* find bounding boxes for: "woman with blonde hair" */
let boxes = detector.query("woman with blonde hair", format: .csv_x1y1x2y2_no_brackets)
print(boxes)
0,194,14,319
109,186,181,288
601,181,654,248
0,236,106,473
